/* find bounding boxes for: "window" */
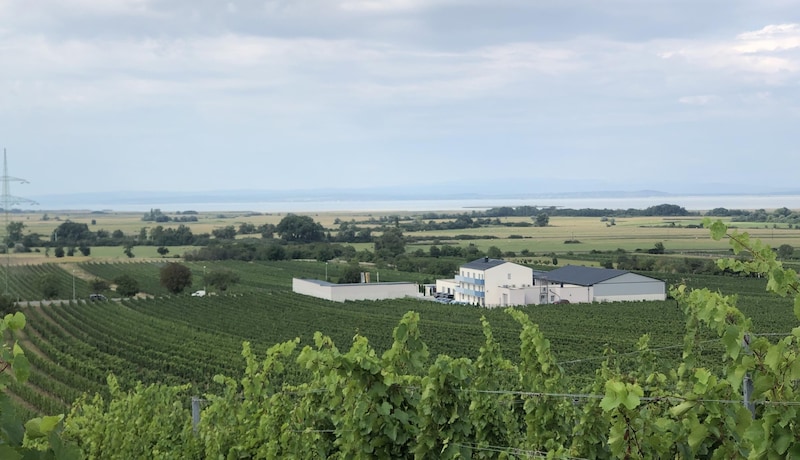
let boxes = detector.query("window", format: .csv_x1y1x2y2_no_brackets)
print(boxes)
507,273,511,280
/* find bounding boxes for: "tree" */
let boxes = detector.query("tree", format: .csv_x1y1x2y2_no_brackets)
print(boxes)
338,263,362,284
79,245,91,256
157,246,170,257
238,223,257,235
114,274,140,297
160,263,193,294
53,220,93,245
54,247,65,258
276,214,325,243
534,213,549,227
486,246,503,259
123,243,135,258
777,244,794,260
648,242,665,254
89,278,110,293
205,269,241,292
375,227,405,259
212,226,237,240
5,221,25,247
37,274,59,299
0,294,17,315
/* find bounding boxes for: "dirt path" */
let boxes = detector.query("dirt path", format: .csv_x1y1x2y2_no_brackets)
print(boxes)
57,263,97,282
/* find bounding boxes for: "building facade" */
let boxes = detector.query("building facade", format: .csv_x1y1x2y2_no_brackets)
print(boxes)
537,265,666,303
456,257,534,307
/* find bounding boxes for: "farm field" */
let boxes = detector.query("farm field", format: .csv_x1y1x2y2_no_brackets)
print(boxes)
6,209,800,266
6,258,798,420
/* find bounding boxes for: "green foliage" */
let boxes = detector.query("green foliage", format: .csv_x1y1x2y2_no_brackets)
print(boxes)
374,226,405,259
211,226,236,240
88,278,109,293
5,221,25,246
0,313,82,459
203,269,240,292
648,241,665,254
534,213,549,227
159,263,192,294
53,221,93,246
0,294,17,316
337,262,362,284
486,245,502,259
113,274,139,298
275,214,325,243
37,274,60,299
63,375,200,459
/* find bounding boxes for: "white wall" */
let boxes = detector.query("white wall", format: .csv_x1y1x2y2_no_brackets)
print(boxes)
496,286,534,307
593,273,666,301
484,263,533,307
546,285,592,304
292,278,421,302
436,279,458,296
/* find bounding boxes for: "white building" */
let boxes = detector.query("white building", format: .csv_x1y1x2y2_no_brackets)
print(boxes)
536,265,666,304
292,278,421,302
455,257,534,307
434,278,458,297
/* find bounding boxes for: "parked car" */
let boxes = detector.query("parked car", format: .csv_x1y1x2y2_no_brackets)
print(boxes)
191,290,206,297
89,294,107,301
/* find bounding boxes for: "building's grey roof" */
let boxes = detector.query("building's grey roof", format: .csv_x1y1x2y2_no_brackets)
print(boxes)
461,257,507,271
540,265,630,286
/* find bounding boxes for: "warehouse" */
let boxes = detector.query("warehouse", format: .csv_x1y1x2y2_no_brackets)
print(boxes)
537,265,667,304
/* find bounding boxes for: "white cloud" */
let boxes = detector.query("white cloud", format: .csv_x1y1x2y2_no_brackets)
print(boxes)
660,23,800,79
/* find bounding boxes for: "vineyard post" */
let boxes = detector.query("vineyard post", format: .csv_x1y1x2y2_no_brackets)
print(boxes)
742,333,755,418
191,396,201,434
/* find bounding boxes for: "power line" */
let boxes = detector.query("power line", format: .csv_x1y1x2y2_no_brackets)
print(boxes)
0,149,37,294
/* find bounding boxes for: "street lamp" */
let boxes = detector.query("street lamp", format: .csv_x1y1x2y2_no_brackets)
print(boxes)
325,262,328,282
203,266,206,292
72,269,75,301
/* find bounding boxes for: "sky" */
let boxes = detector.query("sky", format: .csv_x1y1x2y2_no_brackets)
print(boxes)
1,0,799,201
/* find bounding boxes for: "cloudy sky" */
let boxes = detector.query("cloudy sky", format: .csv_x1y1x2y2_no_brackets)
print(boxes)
1,0,799,200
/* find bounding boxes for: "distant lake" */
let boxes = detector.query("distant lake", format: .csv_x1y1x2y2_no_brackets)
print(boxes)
37,194,800,213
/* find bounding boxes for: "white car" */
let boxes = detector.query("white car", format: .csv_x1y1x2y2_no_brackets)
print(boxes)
191,290,206,297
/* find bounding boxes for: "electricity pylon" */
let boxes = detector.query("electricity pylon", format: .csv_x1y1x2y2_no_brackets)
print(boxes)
1,148,37,295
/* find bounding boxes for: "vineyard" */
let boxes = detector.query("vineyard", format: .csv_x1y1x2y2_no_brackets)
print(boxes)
7,259,796,415
2,223,800,457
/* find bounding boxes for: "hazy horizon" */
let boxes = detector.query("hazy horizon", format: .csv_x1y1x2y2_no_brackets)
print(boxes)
20,188,800,213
